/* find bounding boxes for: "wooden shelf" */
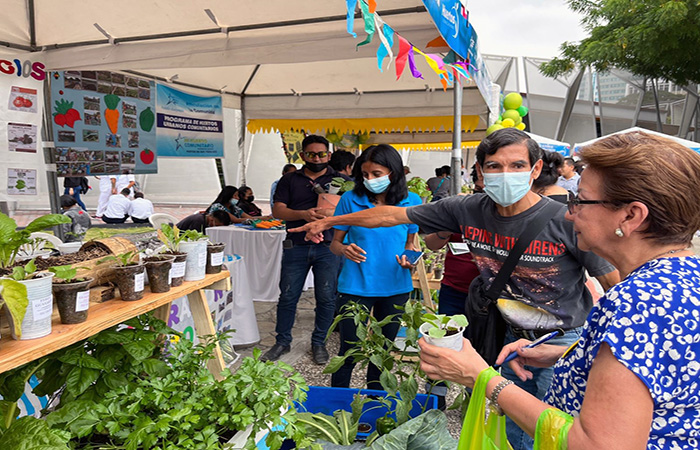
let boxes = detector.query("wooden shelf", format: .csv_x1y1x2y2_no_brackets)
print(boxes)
0,271,231,374
412,272,442,291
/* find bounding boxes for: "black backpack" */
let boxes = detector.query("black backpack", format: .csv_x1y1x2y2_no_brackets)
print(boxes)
80,177,91,194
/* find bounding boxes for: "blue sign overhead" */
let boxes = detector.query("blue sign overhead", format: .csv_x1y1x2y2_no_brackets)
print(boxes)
421,0,470,59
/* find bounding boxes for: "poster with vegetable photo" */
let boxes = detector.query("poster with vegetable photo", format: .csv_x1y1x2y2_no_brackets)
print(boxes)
50,71,157,176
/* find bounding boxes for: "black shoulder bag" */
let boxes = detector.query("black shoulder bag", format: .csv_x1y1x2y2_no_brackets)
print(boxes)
465,201,562,365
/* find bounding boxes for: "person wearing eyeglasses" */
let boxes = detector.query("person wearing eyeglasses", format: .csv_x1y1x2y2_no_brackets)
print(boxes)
290,128,620,450
262,134,351,365
417,131,700,450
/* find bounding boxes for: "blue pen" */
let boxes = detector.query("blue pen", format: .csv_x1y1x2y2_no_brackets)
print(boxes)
494,329,564,368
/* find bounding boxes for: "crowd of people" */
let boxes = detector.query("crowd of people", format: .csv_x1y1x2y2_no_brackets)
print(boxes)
279,129,700,450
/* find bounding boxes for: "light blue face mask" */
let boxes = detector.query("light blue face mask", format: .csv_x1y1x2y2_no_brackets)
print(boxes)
483,168,534,207
230,198,239,206
363,174,391,194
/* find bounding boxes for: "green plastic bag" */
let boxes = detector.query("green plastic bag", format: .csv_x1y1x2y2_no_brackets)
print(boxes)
457,368,512,450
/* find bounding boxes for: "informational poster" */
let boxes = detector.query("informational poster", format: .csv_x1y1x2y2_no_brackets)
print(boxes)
8,86,38,113
7,168,37,195
156,83,223,157
50,71,157,176
7,122,37,153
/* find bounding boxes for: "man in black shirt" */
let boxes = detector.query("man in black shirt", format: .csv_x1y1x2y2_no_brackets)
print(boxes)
263,135,350,364
177,210,231,233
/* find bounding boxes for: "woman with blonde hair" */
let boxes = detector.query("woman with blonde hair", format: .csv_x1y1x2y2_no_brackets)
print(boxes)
419,131,700,449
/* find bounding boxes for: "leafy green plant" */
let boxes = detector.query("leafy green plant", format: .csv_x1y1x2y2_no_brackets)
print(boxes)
0,212,70,269
98,250,139,267
331,177,356,194
0,416,70,449
9,258,38,281
421,313,468,339
406,177,432,202
49,265,88,283
0,278,28,338
182,229,206,242
157,224,185,252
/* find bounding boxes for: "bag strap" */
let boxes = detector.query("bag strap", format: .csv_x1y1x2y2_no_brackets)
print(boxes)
436,177,446,191
485,200,562,301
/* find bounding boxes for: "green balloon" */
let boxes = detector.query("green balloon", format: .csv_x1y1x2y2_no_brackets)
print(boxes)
486,124,504,136
502,109,522,126
517,105,529,117
503,92,523,111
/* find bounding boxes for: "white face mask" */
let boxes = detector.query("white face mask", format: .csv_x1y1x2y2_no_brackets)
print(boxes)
483,168,534,207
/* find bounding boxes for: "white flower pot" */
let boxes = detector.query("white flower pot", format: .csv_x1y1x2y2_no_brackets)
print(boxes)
419,321,464,351
10,272,55,340
179,239,208,281
58,242,83,254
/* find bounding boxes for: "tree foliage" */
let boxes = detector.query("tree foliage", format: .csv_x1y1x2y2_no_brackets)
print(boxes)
540,0,700,86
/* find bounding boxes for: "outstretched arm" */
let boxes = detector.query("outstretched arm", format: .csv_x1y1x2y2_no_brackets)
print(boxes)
289,206,411,243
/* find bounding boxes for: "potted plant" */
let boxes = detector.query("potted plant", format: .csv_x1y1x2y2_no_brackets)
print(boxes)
143,253,176,293
99,251,144,301
0,277,28,341
157,224,188,286
329,177,355,195
4,259,54,340
178,229,208,281
49,264,92,324
205,241,226,274
433,261,444,280
407,177,432,203
419,312,469,351
0,212,70,270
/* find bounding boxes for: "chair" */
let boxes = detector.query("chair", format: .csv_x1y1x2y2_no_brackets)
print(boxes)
149,213,178,229
29,232,64,249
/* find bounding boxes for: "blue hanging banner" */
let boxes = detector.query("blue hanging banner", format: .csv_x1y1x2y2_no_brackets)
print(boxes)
421,0,470,59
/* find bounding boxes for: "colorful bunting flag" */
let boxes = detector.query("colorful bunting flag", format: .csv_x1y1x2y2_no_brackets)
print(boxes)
395,34,411,80
356,0,375,49
407,47,423,79
368,0,377,13
375,21,394,72
345,0,358,38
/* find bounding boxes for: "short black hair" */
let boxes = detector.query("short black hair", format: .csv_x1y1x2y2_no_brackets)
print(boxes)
441,165,451,176
302,134,329,151
352,144,408,206
120,188,131,196
282,164,297,175
60,194,77,208
209,210,231,226
533,150,564,190
563,157,576,167
329,150,356,172
134,192,144,199
476,128,542,168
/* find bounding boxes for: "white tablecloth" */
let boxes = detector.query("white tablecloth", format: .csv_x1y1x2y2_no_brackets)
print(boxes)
207,226,286,302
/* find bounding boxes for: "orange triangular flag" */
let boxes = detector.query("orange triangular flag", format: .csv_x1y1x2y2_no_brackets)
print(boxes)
426,35,448,48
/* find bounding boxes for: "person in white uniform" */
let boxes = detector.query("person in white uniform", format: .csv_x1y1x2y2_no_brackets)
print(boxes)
116,173,136,199
102,188,132,224
129,192,154,224
95,175,116,219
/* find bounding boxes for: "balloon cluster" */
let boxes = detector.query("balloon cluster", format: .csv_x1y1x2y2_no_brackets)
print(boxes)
485,92,529,136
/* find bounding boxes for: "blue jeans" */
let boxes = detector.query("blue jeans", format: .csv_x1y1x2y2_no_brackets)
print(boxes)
501,326,583,450
275,243,341,347
64,186,87,211
331,292,408,389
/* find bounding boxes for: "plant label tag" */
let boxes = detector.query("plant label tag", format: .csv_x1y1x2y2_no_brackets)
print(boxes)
171,261,186,278
198,251,206,267
134,272,145,292
168,270,172,285
448,242,470,255
75,290,90,312
210,252,224,267
32,295,53,320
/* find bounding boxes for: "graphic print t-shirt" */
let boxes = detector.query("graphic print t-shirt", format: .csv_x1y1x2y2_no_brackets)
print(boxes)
406,194,615,328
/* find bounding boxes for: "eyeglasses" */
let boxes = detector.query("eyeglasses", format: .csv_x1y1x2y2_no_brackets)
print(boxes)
302,151,328,159
566,192,613,214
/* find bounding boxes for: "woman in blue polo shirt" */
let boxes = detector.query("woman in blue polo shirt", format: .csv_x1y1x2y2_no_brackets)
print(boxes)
330,144,422,388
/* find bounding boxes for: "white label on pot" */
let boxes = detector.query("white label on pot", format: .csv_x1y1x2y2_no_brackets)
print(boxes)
171,262,186,278
168,270,172,285
134,272,145,292
198,251,206,267
75,291,90,312
32,295,53,320
210,252,224,266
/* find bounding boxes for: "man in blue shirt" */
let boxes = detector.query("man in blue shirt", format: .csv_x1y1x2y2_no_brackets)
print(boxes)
556,157,580,194
262,135,350,365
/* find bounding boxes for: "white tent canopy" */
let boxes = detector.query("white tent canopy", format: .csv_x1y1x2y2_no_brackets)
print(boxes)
573,127,700,154
526,132,572,156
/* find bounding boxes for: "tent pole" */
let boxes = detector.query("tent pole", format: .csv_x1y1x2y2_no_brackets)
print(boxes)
239,95,247,185
451,77,463,196
651,79,664,132
42,76,64,240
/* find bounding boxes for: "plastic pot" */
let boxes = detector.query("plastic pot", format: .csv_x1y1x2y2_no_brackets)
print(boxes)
433,267,444,280
167,252,187,287
113,263,146,301
144,255,175,293
180,240,207,281
7,272,55,340
206,243,226,274
419,321,465,351
57,242,82,254
52,277,93,324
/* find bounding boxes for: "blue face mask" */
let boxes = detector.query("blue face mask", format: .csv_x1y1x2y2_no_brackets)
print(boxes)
230,198,239,206
363,174,391,194
483,168,534,207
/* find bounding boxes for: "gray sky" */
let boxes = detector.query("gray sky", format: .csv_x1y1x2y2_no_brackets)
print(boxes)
467,0,587,58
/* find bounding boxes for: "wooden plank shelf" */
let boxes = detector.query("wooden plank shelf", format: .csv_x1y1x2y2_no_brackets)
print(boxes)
0,271,231,374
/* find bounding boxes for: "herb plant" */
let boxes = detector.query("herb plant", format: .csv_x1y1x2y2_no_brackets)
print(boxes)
406,177,432,202
331,177,356,194
98,250,139,267
0,278,28,338
181,229,206,242
421,313,469,338
0,212,70,269
9,258,38,281
157,224,185,252
49,265,87,283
